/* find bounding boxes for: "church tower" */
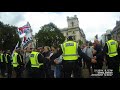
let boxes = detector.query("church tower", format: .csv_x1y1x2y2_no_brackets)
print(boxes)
66,15,81,41
61,15,86,44
67,15,79,28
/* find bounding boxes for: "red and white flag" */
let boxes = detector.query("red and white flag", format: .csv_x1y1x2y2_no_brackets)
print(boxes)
18,22,31,37
18,22,33,49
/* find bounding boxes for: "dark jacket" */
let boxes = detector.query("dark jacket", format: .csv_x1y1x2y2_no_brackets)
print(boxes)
6,53,12,64
94,44,104,63
42,51,51,68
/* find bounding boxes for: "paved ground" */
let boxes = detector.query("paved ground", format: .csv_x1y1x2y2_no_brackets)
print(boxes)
81,62,108,78
0,62,108,78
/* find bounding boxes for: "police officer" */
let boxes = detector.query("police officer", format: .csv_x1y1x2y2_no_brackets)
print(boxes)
0,50,6,77
27,48,46,78
50,36,96,78
5,50,12,78
103,34,120,78
12,48,24,78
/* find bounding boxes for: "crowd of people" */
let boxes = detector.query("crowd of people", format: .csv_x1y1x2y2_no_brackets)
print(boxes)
0,45,64,78
0,34,120,78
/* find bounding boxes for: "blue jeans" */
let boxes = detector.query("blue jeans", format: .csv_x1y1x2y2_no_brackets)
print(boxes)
55,65,62,78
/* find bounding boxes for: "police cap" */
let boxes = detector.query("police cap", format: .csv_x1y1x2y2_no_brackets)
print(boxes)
67,36,73,40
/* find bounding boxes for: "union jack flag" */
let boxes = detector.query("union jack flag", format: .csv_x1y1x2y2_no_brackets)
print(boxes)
17,22,33,49
18,22,31,36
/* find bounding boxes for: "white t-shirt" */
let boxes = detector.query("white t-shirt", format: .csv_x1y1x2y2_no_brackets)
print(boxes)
83,46,94,58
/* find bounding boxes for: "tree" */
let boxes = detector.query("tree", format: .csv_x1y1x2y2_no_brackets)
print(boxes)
78,40,83,46
0,21,21,51
35,22,65,47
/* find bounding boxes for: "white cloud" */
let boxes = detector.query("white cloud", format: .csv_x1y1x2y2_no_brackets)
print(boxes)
0,12,120,42
0,12,25,25
78,12,120,41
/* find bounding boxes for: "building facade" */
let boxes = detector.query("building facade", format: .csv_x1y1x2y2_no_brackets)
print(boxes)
101,33,107,46
111,20,120,42
101,30,112,46
61,15,86,44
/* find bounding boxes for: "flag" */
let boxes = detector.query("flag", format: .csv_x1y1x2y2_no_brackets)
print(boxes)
17,22,34,49
18,22,31,37
21,33,33,49
20,22,33,49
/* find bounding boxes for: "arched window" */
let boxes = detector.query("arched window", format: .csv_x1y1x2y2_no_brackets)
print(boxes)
73,36,75,40
71,22,74,27
66,32,68,35
73,31,75,34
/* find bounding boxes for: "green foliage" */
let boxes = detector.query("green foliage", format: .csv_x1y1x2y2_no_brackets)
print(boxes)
79,40,83,46
0,21,21,51
35,22,65,47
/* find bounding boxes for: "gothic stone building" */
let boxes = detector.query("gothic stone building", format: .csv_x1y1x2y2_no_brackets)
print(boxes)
61,15,86,44
111,20,120,42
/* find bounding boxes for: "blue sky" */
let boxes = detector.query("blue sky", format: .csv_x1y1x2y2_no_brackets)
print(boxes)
0,12,120,42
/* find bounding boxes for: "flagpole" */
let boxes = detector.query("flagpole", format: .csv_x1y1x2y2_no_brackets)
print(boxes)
11,41,19,58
